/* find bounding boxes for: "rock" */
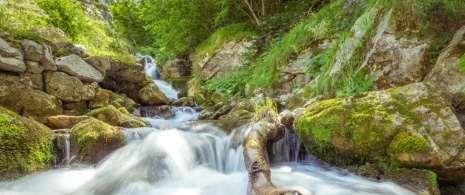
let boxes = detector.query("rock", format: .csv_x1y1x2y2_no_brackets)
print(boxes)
63,102,88,115
89,87,110,109
384,168,440,195
159,59,191,79
138,83,170,106
279,110,294,127
44,71,83,102
121,115,148,128
294,82,465,184
0,106,54,180
172,96,196,107
56,42,83,56
0,38,26,72
81,83,97,101
425,25,465,110
47,115,92,129
21,72,43,90
365,33,429,89
21,40,42,62
139,105,174,118
85,105,122,126
197,40,255,80
22,90,63,123
0,73,34,113
25,61,44,74
107,61,146,83
278,49,313,95
198,101,235,120
218,109,253,120
43,39,58,53
39,44,56,71
55,54,104,82
84,56,111,76
70,118,126,164
30,27,67,42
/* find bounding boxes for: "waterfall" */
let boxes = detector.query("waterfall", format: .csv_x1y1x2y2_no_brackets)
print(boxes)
144,56,178,100
0,108,415,195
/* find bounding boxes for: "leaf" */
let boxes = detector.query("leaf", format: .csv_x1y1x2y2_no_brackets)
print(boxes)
460,53,465,71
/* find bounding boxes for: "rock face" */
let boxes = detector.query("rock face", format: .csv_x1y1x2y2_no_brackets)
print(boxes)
55,54,104,82
0,38,25,72
425,25,465,110
294,82,465,184
197,40,255,80
277,49,313,95
159,59,191,79
70,118,126,164
0,106,54,180
44,71,84,102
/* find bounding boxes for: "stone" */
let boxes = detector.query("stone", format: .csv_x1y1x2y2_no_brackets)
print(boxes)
63,102,88,115
159,59,191,79
81,83,97,101
84,56,111,76
70,118,126,164
43,39,58,53
44,71,83,102
30,27,67,42
139,105,174,118
218,109,253,120
22,90,63,124
172,96,196,107
0,106,54,180
47,115,92,129
121,115,148,128
0,38,26,72
294,82,465,184
25,61,44,74
39,44,57,71
107,61,146,83
21,40,42,62
55,54,104,82
21,72,43,90
138,83,170,106
0,73,34,113
88,88,110,109
279,110,294,127
56,42,83,56
85,105,123,126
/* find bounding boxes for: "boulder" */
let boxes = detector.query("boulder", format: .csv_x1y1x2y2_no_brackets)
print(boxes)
138,83,170,106
21,40,42,62
89,87,110,109
159,59,191,79
63,102,88,115
39,44,57,71
44,71,83,102
172,96,196,107
106,61,146,83
25,61,44,74
0,73,34,113
425,25,465,109
85,105,123,126
121,115,148,128
0,38,26,72
294,82,465,184
22,90,63,123
55,54,103,82
139,105,174,118
0,106,54,180
218,109,253,120
70,118,126,164
47,115,92,129
81,83,97,101
84,56,111,76
21,72,43,90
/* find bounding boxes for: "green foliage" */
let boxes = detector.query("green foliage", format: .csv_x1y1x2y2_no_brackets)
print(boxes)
460,53,465,71
37,0,87,40
387,132,429,155
3,29,44,48
205,65,252,99
0,2,48,31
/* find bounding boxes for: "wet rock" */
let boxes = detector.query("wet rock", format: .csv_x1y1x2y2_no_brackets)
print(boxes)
47,115,92,129
172,96,196,107
294,82,465,184
139,105,174,118
138,83,170,106
44,71,83,102
218,109,253,120
55,54,104,82
0,38,25,72
279,110,294,127
121,115,148,128
70,118,126,164
0,106,54,180
85,105,123,126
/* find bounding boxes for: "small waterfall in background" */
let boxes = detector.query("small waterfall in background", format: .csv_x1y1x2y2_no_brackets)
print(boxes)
144,56,178,100
0,108,415,195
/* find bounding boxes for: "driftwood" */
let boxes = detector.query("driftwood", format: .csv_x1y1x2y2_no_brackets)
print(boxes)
243,118,303,195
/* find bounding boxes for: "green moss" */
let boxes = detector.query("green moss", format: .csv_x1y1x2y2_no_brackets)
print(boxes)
85,105,122,126
118,107,130,115
0,107,53,180
388,132,430,155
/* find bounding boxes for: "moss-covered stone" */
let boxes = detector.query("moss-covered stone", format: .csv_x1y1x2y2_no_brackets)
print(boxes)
118,107,130,115
384,168,440,195
0,106,53,180
85,105,122,126
294,82,465,184
70,118,126,164
121,115,148,128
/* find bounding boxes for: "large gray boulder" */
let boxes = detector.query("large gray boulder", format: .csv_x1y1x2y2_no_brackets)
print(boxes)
106,61,146,83
0,38,26,72
21,40,42,62
294,82,465,184
55,54,104,82
138,83,170,106
425,25,465,109
44,71,84,102
84,56,111,76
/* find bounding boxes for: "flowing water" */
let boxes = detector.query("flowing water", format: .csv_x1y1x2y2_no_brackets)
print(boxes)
144,56,178,100
0,108,414,195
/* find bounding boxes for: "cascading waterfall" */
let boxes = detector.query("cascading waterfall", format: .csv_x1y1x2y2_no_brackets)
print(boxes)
144,56,178,100
0,108,415,195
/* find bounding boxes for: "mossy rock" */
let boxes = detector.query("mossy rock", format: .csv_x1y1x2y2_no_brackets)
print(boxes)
218,109,254,120
85,105,122,126
121,115,148,128
294,82,465,184
384,168,440,195
0,106,53,180
70,118,126,164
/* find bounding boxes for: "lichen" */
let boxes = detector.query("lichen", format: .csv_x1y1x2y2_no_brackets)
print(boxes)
0,107,53,180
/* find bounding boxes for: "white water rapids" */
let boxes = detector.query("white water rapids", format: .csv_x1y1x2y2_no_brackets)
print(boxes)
0,108,414,195
144,56,178,100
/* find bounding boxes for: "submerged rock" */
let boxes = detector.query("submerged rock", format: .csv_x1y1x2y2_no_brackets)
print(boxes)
0,106,54,180
294,82,465,184
70,118,126,164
